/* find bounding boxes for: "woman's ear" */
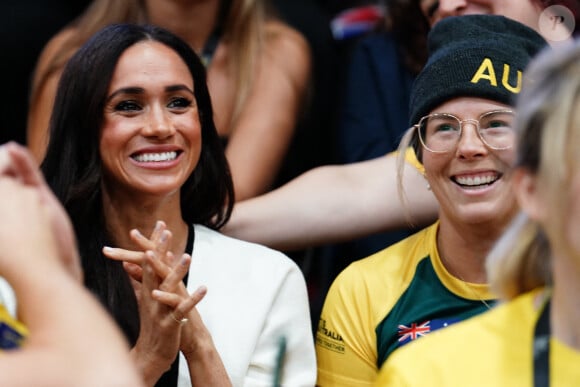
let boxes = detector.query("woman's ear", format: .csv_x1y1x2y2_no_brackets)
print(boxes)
512,167,545,222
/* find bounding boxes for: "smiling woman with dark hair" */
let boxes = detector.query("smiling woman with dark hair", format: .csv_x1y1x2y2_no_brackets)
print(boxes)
40,23,315,387
28,0,311,202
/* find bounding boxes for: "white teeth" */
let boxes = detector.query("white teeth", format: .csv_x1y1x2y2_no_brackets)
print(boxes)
133,151,177,162
455,175,498,186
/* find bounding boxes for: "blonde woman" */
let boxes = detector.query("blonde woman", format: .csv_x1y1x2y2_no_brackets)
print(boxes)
28,0,310,200
376,39,580,386
315,15,546,386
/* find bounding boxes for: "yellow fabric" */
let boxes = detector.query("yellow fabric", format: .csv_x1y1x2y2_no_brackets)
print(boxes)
402,147,424,174
0,303,28,351
315,223,494,386
376,288,580,386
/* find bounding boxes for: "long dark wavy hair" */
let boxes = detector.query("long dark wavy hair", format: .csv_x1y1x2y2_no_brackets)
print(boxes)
41,23,235,345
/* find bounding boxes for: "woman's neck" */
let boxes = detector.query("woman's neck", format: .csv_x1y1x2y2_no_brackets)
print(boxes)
436,216,508,284
144,0,220,54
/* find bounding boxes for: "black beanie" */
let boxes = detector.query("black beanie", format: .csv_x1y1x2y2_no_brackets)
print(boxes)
409,15,547,127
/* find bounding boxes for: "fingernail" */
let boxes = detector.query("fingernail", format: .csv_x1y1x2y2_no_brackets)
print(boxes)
198,286,208,295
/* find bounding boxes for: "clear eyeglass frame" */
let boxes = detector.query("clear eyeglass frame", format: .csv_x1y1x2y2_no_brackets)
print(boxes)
414,109,516,153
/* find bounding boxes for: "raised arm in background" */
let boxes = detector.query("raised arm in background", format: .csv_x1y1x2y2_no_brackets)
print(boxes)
224,151,438,251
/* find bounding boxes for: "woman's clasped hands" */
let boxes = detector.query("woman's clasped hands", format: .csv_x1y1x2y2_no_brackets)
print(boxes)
103,221,208,379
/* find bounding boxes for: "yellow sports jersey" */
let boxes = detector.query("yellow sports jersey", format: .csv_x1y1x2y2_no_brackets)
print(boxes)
315,223,496,386
0,303,27,351
377,288,580,386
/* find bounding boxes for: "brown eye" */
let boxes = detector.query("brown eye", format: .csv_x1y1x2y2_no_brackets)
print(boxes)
168,97,192,109
115,100,142,112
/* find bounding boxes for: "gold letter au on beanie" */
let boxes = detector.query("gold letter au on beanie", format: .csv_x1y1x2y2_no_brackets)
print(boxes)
408,15,548,127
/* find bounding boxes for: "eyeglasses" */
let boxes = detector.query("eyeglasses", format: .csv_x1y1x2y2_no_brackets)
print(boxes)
415,109,516,153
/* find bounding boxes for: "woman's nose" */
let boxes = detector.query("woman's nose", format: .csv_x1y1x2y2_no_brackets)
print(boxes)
456,122,487,158
142,106,175,139
438,0,469,19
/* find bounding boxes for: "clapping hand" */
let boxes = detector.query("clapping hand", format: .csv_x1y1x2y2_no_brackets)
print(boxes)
0,142,82,282
103,221,210,370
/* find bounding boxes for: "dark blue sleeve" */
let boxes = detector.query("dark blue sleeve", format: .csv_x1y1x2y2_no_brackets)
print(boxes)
337,33,414,163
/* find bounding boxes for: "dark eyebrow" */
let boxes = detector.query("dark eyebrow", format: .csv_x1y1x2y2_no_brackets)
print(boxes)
106,85,194,102
166,84,194,95
106,87,144,102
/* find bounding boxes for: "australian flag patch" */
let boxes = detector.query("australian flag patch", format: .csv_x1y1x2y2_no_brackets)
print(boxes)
397,317,459,346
